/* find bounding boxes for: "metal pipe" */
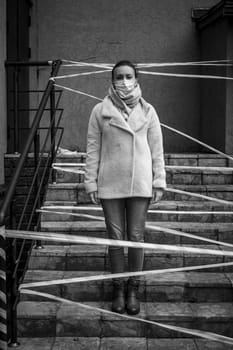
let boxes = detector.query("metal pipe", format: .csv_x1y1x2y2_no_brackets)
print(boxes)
8,202,20,347
50,82,56,183
5,61,53,67
13,68,19,153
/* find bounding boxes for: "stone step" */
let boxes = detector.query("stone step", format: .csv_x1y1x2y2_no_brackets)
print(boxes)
14,337,233,350
28,244,233,272
45,184,233,203
22,270,233,303
17,301,233,338
40,221,233,245
55,166,233,185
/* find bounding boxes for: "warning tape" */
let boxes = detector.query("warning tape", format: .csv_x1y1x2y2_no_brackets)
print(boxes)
166,165,233,171
20,260,233,290
54,84,103,101
53,69,233,82
40,206,233,216
50,69,111,81
161,123,233,163
38,208,233,248
139,70,233,81
62,59,233,68
19,289,233,345
52,83,233,164
52,59,233,81
52,163,86,167
166,188,233,206
6,229,233,257
52,166,85,174
52,163,233,172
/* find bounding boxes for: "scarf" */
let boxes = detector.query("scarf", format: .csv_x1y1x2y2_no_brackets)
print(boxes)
108,83,142,115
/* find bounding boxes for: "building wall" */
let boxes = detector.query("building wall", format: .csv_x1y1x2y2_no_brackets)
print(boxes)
225,19,233,154
0,0,7,184
30,0,218,152
200,18,227,152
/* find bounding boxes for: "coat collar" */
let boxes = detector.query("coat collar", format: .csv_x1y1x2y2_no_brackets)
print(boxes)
101,96,150,134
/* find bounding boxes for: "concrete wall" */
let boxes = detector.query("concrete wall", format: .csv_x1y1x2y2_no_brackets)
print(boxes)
30,0,218,152
200,16,233,154
0,0,6,184
200,18,227,152
225,19,233,154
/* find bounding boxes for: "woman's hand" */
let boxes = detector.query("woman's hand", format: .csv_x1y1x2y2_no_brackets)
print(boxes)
151,188,164,204
90,191,100,205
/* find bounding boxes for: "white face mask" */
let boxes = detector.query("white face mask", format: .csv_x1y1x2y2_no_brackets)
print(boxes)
114,80,137,96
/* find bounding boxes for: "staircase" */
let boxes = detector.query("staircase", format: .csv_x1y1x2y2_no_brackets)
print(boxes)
15,153,233,349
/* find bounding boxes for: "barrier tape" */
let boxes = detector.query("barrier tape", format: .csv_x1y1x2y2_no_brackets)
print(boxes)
38,208,233,248
53,69,233,82
139,70,233,81
6,229,233,257
20,260,233,290
38,208,105,221
166,188,233,206
52,59,233,81
51,69,111,81
53,83,233,164
62,59,233,68
19,289,233,345
165,165,233,171
160,123,233,163
62,60,113,69
52,163,86,167
40,206,233,216
52,163,233,172
52,166,85,174
54,83,103,101
51,165,233,206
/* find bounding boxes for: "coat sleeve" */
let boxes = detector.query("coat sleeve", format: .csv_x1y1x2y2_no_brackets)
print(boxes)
84,104,102,194
147,107,166,189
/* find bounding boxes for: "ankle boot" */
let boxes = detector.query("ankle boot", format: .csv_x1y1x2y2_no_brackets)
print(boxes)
126,279,140,315
112,280,125,314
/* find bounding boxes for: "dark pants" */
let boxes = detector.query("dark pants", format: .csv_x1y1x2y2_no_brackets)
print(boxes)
101,197,150,283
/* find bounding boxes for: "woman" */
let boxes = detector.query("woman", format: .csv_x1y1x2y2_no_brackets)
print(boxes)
84,60,166,315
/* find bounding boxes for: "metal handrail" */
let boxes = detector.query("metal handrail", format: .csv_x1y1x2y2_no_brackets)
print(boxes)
1,59,63,346
0,59,62,226
5,61,53,67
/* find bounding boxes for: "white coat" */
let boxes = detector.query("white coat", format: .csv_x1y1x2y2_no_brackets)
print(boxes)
84,96,166,198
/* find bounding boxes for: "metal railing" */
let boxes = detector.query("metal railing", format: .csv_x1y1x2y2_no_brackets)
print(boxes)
0,59,63,346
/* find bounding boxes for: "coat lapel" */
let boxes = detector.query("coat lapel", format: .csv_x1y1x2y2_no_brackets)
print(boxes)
127,103,148,133
102,97,134,134
101,96,150,134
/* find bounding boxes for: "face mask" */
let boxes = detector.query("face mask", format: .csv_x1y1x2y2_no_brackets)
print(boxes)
114,80,136,95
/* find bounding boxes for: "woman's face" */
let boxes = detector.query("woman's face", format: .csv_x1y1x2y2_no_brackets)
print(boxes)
113,65,137,86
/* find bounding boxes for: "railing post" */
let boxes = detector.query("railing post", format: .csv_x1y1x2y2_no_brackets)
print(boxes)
8,200,19,348
50,64,56,184
0,225,8,349
8,244,19,348
34,132,40,207
13,68,19,154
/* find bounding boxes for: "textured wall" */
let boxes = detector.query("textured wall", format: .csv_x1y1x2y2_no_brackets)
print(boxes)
30,0,218,152
0,0,6,184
